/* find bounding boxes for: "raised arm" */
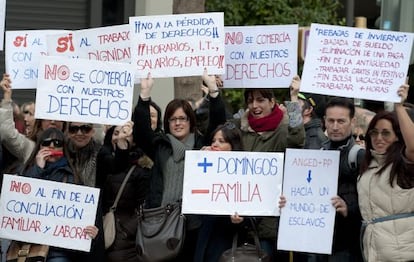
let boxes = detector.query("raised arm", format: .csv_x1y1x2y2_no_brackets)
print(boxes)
284,76,305,148
395,83,414,161
132,74,156,159
201,69,227,141
0,73,35,163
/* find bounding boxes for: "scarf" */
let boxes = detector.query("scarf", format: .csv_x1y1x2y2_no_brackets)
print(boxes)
248,106,284,132
161,133,195,206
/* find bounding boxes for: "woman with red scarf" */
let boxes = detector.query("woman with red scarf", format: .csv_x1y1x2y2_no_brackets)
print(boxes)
189,77,303,261
234,88,305,261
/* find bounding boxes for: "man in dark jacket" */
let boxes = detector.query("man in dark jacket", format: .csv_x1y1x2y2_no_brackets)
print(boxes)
311,97,364,262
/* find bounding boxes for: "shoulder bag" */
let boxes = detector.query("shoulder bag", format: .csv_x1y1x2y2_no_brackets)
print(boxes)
219,218,270,262
135,201,186,262
6,241,49,262
103,165,136,249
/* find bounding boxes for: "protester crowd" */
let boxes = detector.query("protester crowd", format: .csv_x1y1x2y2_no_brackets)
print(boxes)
0,68,413,262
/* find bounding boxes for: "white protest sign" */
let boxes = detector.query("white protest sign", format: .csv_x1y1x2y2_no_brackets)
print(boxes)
0,174,100,252
46,25,140,84
5,30,67,89
301,23,414,102
182,150,284,216
224,25,298,88
35,56,135,126
46,24,130,62
277,149,339,254
129,12,225,78
0,0,5,51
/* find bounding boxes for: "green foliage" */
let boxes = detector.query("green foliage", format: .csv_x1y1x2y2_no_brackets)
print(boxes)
206,0,343,26
206,0,343,113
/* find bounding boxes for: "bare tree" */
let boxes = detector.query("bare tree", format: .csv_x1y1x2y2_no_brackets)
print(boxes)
173,0,205,101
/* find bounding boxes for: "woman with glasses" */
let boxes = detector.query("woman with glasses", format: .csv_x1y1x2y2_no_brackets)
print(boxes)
21,127,99,262
65,122,100,187
357,83,414,262
132,70,226,261
65,122,105,261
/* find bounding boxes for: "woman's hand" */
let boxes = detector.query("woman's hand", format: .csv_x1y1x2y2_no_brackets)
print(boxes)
278,195,286,209
140,73,154,100
331,195,348,217
289,75,301,102
116,121,134,149
396,83,409,104
202,68,219,98
0,73,12,101
85,225,99,239
36,148,52,169
230,212,244,224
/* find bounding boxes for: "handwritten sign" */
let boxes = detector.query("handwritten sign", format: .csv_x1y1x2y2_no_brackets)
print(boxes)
182,150,284,216
301,23,414,102
5,30,67,89
129,12,225,78
277,149,339,254
46,25,141,84
0,174,100,252
46,24,131,62
0,0,5,51
224,25,298,88
35,56,135,126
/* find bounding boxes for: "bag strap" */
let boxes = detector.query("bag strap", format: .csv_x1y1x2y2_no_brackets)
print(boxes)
360,212,414,262
348,143,362,169
249,218,265,258
231,218,265,258
17,243,31,262
110,165,136,211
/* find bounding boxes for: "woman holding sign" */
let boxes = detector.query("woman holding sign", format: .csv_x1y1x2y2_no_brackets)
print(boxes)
21,127,99,262
222,84,304,261
194,122,248,262
357,83,414,262
133,70,226,261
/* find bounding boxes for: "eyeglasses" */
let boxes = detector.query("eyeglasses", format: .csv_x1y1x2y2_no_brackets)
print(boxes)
353,134,365,141
68,125,93,134
41,138,63,147
168,116,189,124
367,129,393,140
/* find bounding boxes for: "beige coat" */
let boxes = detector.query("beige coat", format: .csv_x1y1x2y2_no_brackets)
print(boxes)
357,152,414,262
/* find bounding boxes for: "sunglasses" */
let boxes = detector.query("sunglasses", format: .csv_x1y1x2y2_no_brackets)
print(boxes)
68,125,93,134
41,138,63,147
352,134,365,141
367,129,393,140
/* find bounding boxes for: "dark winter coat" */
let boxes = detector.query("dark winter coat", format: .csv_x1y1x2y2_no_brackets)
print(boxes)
321,136,364,257
97,138,153,262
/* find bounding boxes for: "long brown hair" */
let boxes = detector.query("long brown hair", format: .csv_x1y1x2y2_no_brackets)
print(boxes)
360,111,414,188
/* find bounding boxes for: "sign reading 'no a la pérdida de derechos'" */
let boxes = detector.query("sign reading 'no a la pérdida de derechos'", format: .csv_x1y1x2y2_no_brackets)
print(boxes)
182,150,284,216
129,12,225,78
